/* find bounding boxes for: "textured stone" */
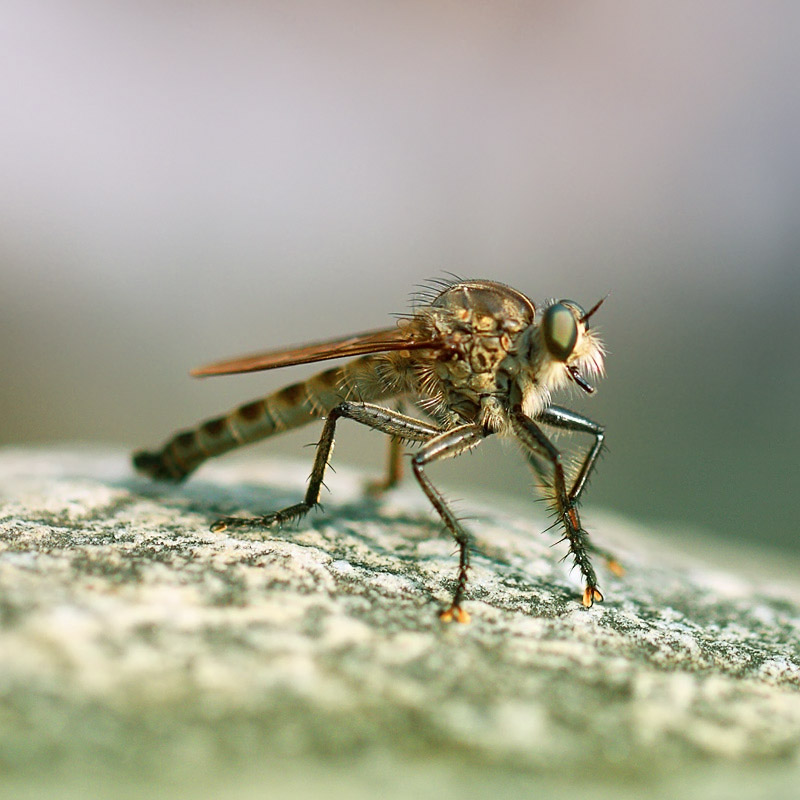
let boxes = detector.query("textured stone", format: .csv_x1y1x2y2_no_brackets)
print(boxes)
1,446,799,798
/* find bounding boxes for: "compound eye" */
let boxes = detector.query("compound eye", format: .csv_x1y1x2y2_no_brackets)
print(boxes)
543,303,578,361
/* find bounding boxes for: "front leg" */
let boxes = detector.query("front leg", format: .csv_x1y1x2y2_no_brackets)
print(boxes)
537,405,604,503
511,406,603,607
535,405,621,575
211,401,440,532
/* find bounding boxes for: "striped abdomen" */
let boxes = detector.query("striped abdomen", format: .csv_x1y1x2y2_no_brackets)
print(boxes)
133,355,395,482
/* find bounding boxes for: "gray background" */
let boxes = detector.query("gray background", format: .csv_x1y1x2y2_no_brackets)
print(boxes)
2,1,799,556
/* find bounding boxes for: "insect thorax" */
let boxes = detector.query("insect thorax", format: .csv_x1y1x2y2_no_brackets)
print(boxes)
392,281,542,430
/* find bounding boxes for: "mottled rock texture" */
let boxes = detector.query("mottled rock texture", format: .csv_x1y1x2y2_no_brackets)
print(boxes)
1,446,799,799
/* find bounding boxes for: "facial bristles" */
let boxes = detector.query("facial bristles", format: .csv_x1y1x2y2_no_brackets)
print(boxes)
575,330,605,378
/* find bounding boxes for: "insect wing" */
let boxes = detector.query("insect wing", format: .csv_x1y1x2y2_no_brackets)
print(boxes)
191,327,438,377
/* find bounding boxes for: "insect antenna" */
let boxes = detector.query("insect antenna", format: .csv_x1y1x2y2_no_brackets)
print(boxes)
580,293,610,327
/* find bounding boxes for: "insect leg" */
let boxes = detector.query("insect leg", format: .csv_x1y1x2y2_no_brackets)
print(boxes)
367,400,409,494
411,424,489,623
211,402,440,532
535,406,622,576
366,435,405,494
510,406,602,607
537,405,605,503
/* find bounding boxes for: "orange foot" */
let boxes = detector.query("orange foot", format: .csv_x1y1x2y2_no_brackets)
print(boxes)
582,586,604,607
440,605,471,624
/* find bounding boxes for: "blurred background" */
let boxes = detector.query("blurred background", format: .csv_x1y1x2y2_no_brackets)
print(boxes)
1,1,798,558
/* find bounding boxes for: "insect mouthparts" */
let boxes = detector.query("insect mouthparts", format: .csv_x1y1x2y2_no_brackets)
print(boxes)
568,365,595,394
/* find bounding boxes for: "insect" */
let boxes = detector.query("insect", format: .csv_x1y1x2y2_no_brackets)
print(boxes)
134,279,612,622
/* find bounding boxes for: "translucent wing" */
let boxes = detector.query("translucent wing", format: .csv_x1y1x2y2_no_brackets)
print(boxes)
191,326,438,377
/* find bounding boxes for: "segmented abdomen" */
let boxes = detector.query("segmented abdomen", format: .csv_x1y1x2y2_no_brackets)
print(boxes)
133,356,393,481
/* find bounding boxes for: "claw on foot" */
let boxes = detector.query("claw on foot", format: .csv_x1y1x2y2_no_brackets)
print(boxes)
582,586,604,607
210,516,259,533
440,605,471,624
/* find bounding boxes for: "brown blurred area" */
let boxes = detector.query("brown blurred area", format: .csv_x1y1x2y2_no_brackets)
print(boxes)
1,2,798,553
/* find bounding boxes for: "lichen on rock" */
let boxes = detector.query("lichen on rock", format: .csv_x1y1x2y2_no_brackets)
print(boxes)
1,446,799,796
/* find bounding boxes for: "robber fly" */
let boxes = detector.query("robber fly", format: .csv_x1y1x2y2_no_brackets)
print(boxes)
134,279,611,622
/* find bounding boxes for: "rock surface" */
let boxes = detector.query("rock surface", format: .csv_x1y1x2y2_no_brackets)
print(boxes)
1,446,799,799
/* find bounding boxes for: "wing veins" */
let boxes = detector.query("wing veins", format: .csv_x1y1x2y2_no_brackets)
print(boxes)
191,327,437,377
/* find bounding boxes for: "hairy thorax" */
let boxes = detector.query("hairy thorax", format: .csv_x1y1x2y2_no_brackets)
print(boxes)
385,281,537,430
